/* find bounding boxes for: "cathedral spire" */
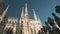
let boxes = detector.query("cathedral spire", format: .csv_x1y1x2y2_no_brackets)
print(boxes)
37,16,43,28
21,7,24,18
25,3,28,16
19,7,24,26
33,9,38,20
0,5,9,23
2,5,9,17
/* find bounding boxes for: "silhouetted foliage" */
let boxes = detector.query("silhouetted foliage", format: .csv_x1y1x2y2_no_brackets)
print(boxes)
45,21,48,26
45,21,51,30
48,17,54,26
55,6,60,13
39,5,60,34
52,12,60,27
52,13,56,16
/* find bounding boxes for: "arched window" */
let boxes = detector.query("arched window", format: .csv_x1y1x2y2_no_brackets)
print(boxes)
21,21,23,27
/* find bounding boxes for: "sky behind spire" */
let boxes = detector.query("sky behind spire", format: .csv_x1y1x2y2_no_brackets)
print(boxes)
4,0,60,25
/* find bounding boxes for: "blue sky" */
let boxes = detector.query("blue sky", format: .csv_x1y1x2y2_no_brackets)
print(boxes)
4,0,60,25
